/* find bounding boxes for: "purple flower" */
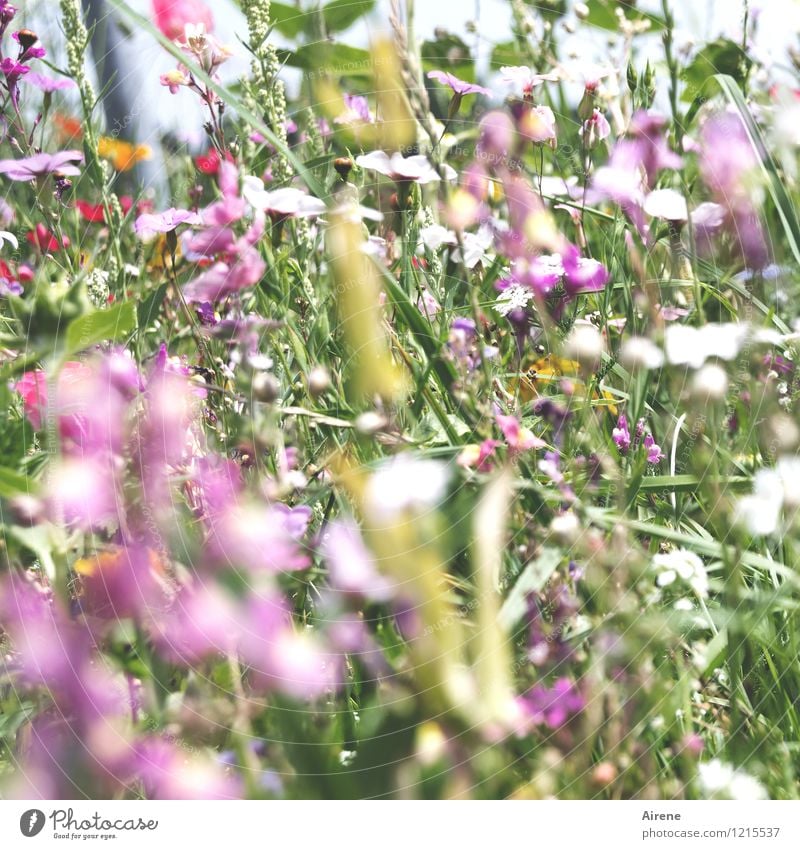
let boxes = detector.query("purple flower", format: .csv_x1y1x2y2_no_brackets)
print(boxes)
518,678,584,729
644,432,664,464
22,71,76,92
612,415,631,454
0,150,83,180
478,110,515,160
427,69,490,97
134,207,201,239
562,245,609,295
334,93,374,124
321,519,394,601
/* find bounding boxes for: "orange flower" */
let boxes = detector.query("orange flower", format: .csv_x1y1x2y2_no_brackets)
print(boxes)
97,136,152,172
52,111,83,144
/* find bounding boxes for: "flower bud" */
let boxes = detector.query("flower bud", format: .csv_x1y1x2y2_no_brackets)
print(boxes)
334,157,353,181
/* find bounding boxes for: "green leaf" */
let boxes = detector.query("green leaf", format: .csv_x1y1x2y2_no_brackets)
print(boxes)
489,40,525,70
681,39,751,103
137,283,169,330
64,300,136,357
499,546,562,631
584,0,664,31
0,465,35,498
323,0,376,33
421,34,474,81
283,43,372,79
268,1,308,39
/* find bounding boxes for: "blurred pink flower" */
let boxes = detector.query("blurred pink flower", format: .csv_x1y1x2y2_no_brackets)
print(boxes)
152,0,214,41
0,150,83,180
134,207,201,240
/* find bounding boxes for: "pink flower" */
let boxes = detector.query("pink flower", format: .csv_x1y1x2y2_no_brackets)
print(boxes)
151,0,214,42
321,519,394,601
14,360,93,433
134,207,201,240
159,66,190,94
0,150,83,180
496,412,546,451
500,65,559,97
427,70,490,97
182,248,266,302
133,737,243,800
580,108,610,147
519,104,557,146
334,93,374,124
22,72,75,92
478,110,516,160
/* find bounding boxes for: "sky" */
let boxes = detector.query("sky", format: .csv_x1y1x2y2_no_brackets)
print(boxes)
20,0,800,143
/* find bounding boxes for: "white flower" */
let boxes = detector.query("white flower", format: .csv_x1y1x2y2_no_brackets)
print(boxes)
499,66,559,95
664,322,750,369
355,151,456,184
557,60,612,87
652,549,708,598
698,760,767,800
419,224,456,252
691,363,729,402
644,188,688,222
0,230,18,251
495,283,534,316
734,456,800,537
242,177,326,218
454,225,494,269
564,322,605,368
364,454,449,520
619,336,665,371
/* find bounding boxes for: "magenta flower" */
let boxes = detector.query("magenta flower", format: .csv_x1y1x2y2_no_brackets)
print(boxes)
612,414,631,453
644,432,664,464
22,72,76,92
562,246,609,295
135,207,201,240
0,150,83,180
183,249,266,302
517,678,584,730
427,70,490,97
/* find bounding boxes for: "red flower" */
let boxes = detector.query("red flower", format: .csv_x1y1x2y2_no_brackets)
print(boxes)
76,196,134,223
76,199,105,222
195,148,221,175
27,223,69,252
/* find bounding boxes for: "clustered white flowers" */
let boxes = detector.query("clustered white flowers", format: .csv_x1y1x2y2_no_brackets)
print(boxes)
651,548,709,599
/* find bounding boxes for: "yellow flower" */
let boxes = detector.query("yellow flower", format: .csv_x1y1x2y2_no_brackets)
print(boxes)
97,137,152,172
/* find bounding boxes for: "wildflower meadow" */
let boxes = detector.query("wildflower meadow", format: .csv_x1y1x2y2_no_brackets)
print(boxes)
0,0,798,804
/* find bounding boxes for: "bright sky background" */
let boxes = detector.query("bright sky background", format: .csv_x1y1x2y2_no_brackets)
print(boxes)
21,1,800,142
